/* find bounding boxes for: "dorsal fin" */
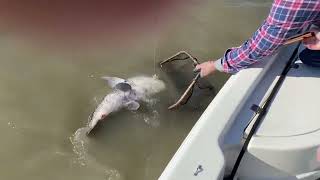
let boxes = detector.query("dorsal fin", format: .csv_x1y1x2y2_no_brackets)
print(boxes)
115,82,132,92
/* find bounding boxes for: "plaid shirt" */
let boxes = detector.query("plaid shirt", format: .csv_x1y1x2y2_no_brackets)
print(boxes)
216,0,320,73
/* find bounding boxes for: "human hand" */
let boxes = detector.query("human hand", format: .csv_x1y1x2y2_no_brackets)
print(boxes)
194,60,216,77
303,30,320,50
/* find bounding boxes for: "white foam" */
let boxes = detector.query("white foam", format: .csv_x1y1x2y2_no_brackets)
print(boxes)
143,110,160,128
70,127,124,179
105,169,123,180
69,127,90,166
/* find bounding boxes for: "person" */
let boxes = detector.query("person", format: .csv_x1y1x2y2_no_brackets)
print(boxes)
195,0,320,77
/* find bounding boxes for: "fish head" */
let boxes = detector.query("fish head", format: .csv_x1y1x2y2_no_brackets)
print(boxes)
87,100,112,135
87,109,109,135
87,93,125,135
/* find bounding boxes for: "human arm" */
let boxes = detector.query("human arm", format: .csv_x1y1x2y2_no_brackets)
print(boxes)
197,0,320,75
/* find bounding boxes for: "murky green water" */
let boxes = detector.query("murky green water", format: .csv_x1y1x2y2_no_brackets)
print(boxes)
0,1,269,179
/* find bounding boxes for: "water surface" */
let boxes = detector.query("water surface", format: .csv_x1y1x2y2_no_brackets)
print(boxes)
0,1,269,179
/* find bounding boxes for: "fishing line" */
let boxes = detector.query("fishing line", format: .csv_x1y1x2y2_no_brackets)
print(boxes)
153,13,160,77
153,39,158,75
153,38,160,77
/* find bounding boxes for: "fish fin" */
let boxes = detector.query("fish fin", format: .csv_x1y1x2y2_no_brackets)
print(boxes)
125,101,140,111
101,76,126,88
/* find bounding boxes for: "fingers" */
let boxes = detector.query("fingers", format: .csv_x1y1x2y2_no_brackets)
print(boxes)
306,44,320,50
194,64,201,71
303,36,320,50
303,29,320,50
193,68,201,73
315,31,320,40
194,61,216,77
194,64,203,76
303,36,316,44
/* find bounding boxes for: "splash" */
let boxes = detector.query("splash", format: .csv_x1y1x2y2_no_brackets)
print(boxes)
69,127,90,166
70,127,125,179
105,169,123,180
143,110,160,128
7,121,16,129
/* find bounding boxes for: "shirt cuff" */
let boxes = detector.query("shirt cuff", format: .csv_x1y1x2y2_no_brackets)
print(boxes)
218,48,239,74
214,59,224,72
215,48,233,73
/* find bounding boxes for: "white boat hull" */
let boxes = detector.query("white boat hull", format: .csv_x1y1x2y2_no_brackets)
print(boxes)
159,43,320,180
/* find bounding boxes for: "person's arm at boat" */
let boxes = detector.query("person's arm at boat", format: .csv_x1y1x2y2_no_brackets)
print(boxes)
196,0,320,75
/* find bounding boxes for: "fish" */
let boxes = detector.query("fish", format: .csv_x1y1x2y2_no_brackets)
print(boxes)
87,75,165,135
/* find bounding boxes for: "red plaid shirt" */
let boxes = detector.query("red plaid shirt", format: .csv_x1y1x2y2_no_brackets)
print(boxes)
216,0,320,73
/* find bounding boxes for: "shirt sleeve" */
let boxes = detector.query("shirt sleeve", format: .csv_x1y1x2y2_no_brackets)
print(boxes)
217,0,320,74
